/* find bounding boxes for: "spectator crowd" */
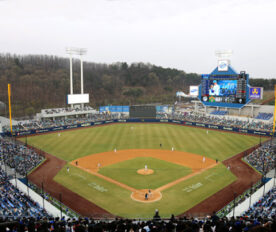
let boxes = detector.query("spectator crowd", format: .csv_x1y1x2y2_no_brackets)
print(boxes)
0,138,43,176
242,187,276,219
245,144,275,175
2,109,273,134
0,213,276,232
0,167,49,218
158,112,273,131
41,106,95,115
3,113,128,133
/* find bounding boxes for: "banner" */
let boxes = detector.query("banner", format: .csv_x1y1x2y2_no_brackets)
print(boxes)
1,119,273,137
249,87,263,99
99,106,129,113
189,86,199,96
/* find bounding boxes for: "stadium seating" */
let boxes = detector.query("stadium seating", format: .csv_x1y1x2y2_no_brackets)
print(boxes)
242,187,276,219
255,113,273,120
244,144,275,175
210,110,228,116
0,168,49,218
0,138,43,176
160,112,273,131
3,111,273,133
0,213,275,231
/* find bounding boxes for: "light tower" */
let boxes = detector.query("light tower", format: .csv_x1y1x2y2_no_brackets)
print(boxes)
66,47,88,109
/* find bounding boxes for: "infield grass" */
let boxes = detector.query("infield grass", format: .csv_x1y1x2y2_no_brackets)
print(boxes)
98,157,192,189
22,123,261,162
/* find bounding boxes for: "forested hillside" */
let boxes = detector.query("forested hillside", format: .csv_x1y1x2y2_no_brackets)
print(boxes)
0,54,275,117
0,54,200,117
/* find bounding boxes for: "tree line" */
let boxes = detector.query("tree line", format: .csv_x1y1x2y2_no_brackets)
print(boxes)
0,54,274,117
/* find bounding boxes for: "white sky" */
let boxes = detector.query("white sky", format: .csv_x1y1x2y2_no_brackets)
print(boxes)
0,0,276,78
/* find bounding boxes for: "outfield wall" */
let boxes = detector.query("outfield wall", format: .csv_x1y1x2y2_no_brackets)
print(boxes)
1,118,273,137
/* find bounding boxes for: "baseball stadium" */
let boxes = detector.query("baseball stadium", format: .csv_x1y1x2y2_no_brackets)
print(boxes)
0,51,275,231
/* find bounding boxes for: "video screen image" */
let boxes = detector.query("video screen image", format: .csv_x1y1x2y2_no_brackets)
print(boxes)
208,80,237,96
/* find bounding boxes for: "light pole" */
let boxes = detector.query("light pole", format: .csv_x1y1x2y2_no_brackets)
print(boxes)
66,47,87,109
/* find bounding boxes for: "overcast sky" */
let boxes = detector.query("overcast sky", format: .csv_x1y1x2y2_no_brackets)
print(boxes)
0,0,276,78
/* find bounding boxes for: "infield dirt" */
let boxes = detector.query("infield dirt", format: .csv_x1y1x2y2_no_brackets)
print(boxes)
71,149,216,202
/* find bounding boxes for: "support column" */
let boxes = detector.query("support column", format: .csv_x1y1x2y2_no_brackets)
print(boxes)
80,56,84,109
69,55,74,109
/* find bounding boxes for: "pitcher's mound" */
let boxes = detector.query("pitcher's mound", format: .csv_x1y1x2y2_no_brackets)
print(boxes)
137,168,154,175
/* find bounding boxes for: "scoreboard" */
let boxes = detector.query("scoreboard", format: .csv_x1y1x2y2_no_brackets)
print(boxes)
129,105,156,118
199,71,250,108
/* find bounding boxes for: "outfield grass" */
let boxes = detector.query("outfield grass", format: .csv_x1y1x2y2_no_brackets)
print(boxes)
54,163,236,218
98,157,192,189
22,123,261,162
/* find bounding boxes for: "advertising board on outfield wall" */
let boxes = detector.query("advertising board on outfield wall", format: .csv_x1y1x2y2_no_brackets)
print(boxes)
2,119,273,138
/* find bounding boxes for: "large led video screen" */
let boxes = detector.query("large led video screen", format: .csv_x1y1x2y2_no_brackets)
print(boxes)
208,80,237,96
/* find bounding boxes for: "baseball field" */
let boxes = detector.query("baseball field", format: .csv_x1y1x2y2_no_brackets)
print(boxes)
21,123,262,218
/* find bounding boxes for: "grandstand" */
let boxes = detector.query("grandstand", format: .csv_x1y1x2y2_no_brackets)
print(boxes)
255,113,273,121
210,110,228,116
37,106,97,120
0,167,49,218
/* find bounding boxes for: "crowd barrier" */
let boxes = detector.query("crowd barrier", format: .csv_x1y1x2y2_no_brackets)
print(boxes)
9,179,69,219
1,118,273,137
226,178,275,217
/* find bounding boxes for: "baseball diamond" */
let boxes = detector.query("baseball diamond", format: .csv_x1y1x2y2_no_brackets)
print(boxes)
22,123,264,218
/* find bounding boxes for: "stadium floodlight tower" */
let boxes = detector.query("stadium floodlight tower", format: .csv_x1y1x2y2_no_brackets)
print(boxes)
215,49,233,71
65,47,88,109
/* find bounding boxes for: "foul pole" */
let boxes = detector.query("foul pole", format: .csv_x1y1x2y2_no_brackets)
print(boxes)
273,85,276,136
8,84,12,133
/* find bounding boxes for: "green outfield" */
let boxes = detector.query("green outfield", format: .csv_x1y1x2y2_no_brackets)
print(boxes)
98,157,192,189
23,123,261,161
21,123,262,217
